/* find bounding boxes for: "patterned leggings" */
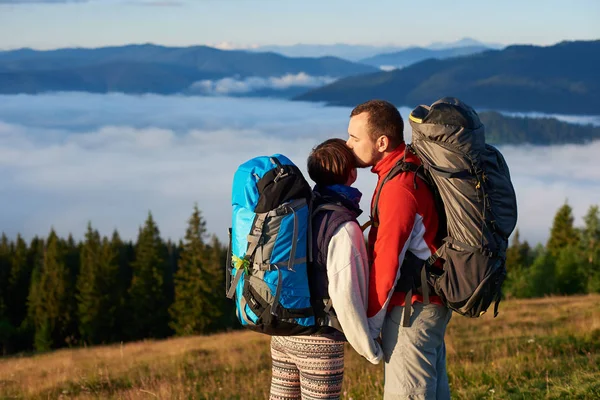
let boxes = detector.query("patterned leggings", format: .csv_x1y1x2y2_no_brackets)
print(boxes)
269,335,345,400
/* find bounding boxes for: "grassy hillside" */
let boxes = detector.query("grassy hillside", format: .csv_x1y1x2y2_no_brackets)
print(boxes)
295,40,600,115
1,295,599,399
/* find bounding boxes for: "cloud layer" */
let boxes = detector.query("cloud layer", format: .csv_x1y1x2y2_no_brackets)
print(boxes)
0,92,598,246
189,73,336,96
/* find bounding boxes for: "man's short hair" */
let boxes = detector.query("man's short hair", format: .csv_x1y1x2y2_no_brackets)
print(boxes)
350,99,404,145
307,138,356,186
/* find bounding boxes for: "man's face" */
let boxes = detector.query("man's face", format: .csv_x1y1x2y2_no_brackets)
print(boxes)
346,112,381,168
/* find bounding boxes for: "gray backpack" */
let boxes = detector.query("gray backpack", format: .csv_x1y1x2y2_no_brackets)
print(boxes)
375,97,517,325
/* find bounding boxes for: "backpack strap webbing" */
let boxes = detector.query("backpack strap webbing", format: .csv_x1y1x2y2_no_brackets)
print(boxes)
397,254,435,327
371,161,424,227
324,298,333,314
226,267,243,299
493,288,502,317
246,213,268,259
400,261,438,327
226,211,269,300
402,289,413,327
307,196,314,264
273,200,306,315
286,205,299,272
312,203,349,217
426,164,473,180
225,228,233,297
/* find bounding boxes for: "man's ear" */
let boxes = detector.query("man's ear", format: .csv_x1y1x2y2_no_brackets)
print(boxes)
376,135,389,153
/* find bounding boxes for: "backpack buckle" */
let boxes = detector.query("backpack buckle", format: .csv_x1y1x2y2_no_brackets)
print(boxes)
274,168,289,183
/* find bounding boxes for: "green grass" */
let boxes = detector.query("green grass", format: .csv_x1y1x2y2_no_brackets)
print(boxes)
1,294,599,399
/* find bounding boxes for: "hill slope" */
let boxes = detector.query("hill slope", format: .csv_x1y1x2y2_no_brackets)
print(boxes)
359,45,489,68
1,295,599,399
296,40,600,115
0,44,378,95
480,111,600,144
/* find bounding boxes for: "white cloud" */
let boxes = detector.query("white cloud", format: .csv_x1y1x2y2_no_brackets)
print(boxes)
0,92,598,247
0,93,351,243
498,143,600,244
499,111,600,127
211,41,259,51
189,73,337,96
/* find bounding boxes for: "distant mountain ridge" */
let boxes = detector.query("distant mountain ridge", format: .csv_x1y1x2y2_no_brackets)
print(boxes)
295,40,600,115
426,38,504,50
248,38,504,61
359,45,490,69
0,44,378,95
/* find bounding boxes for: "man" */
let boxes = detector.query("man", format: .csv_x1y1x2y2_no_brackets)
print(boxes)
346,100,451,400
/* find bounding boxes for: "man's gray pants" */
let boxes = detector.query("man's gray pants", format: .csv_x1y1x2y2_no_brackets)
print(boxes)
382,302,452,400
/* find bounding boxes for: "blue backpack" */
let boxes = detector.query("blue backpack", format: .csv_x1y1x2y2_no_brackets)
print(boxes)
226,154,317,335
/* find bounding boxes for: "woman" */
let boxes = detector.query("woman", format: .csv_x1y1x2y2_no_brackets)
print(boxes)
269,138,381,400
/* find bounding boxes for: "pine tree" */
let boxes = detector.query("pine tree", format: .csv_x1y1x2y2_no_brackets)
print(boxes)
506,230,532,269
506,230,522,270
62,234,80,347
128,213,170,339
164,239,178,312
0,234,14,354
8,235,30,326
520,250,557,298
554,245,586,295
581,206,600,262
504,229,532,298
76,224,120,344
76,224,101,343
22,237,44,351
206,234,234,331
169,205,220,335
547,202,579,258
111,230,135,341
7,235,31,352
28,230,70,351
582,205,600,293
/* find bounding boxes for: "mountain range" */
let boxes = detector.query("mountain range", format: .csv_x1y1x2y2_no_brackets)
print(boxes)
0,44,377,95
359,45,490,69
247,38,503,61
0,40,598,116
295,40,600,115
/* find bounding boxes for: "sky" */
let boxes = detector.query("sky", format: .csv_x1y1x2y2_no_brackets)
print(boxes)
0,0,598,50
1,93,599,246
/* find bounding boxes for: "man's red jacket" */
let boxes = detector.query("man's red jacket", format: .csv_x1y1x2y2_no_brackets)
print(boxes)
366,143,442,336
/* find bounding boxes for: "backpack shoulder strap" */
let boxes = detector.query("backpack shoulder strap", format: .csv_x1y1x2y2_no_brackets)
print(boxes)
312,203,348,218
312,203,356,245
371,160,422,226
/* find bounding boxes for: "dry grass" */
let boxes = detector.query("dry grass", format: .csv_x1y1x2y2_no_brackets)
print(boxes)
1,294,599,399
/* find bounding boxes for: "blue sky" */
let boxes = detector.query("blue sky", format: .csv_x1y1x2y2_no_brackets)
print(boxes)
0,0,598,50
